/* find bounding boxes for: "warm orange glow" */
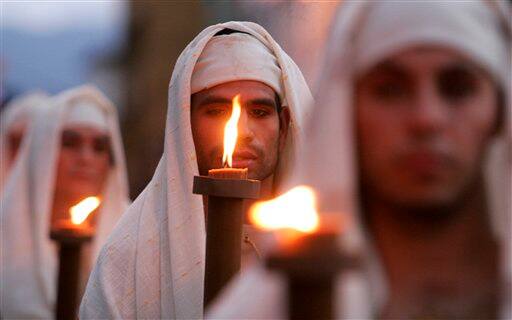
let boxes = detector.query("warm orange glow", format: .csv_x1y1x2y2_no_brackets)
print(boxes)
70,197,100,225
222,94,242,168
249,185,320,233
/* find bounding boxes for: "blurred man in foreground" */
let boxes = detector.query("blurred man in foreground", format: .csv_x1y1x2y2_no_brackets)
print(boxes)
207,1,511,318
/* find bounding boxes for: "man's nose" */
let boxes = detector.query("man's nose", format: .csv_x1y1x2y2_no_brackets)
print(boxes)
408,83,449,137
77,144,96,164
237,110,255,143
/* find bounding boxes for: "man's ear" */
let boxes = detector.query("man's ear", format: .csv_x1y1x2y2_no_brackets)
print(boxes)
278,106,291,152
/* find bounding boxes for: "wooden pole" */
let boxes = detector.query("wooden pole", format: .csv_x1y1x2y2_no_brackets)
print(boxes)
193,175,260,307
50,229,92,320
266,232,360,320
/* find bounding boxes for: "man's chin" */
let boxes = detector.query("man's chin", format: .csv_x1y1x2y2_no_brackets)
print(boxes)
387,192,465,218
247,168,274,182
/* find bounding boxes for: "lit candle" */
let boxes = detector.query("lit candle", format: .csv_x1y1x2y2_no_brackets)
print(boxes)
52,196,100,238
50,196,100,320
250,186,357,320
208,94,248,180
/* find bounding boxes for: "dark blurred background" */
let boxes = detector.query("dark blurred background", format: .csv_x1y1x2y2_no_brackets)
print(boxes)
1,1,339,199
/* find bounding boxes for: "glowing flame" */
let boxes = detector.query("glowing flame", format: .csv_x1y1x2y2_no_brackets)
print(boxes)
222,94,242,168
70,196,100,225
249,185,320,233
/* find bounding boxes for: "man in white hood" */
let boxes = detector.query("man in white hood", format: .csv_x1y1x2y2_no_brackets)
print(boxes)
0,85,130,318
79,22,312,319
0,90,49,193
207,1,511,319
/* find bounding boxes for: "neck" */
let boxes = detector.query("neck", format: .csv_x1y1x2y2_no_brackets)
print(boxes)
364,187,500,318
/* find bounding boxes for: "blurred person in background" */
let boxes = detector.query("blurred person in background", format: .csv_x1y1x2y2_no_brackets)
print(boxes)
207,1,511,319
80,21,312,319
0,90,49,193
0,85,130,318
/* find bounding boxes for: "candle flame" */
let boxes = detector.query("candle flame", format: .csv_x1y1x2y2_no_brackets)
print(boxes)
70,196,100,225
249,185,320,233
222,94,242,168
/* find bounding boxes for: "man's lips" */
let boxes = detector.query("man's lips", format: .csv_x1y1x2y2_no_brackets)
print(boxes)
399,151,450,175
230,150,258,168
233,150,257,160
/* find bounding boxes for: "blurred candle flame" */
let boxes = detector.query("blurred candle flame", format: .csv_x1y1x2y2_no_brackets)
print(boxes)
70,196,100,225
249,185,320,233
222,94,241,168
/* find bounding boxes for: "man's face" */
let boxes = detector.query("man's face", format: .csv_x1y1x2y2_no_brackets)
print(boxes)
191,80,290,180
54,125,112,200
7,121,27,166
356,47,499,211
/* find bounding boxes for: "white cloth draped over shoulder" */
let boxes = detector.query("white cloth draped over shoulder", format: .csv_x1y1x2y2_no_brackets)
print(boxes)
79,21,313,319
0,91,49,194
207,1,511,319
0,85,130,319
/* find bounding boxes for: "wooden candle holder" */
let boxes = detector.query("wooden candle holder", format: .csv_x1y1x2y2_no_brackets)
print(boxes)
50,223,93,320
193,173,260,307
266,232,360,320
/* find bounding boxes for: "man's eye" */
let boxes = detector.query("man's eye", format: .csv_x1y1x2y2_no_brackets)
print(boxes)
93,138,111,154
250,108,270,118
61,132,81,149
205,108,228,116
438,68,478,102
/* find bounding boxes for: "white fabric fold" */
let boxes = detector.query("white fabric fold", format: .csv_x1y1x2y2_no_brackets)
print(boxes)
79,21,313,319
353,1,510,86
191,33,287,105
0,91,49,193
0,85,130,318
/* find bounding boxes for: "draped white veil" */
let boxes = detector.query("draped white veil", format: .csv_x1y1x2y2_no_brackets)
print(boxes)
0,91,49,194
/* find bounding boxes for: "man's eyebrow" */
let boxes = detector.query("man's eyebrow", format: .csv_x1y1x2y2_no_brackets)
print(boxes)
371,60,408,77
95,134,110,141
247,97,277,109
62,129,79,136
440,61,481,74
196,95,232,107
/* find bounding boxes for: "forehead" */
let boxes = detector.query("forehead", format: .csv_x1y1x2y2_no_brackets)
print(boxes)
61,125,109,138
193,80,276,102
366,46,484,76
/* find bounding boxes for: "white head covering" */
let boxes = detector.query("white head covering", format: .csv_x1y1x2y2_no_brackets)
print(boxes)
191,32,287,105
0,90,48,193
79,21,313,319
63,100,109,131
207,1,511,319
0,85,130,318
